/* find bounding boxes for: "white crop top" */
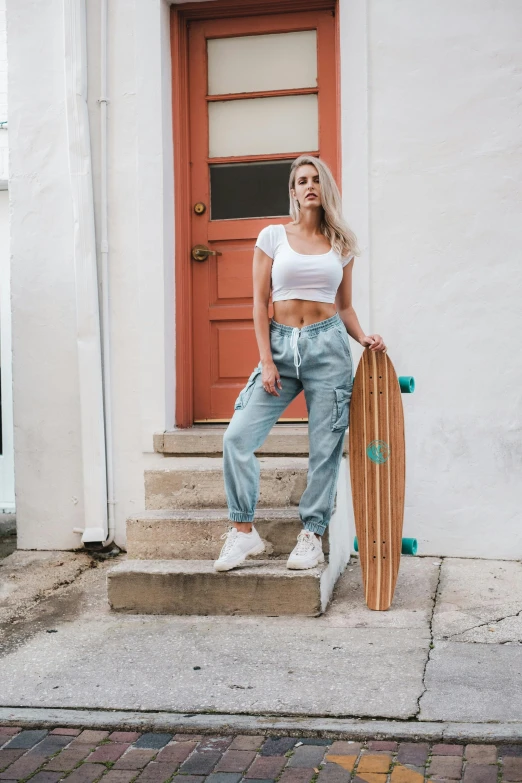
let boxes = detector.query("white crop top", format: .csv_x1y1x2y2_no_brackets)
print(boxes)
255,223,353,304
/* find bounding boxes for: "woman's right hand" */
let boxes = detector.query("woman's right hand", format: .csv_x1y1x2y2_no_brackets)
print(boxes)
261,360,283,397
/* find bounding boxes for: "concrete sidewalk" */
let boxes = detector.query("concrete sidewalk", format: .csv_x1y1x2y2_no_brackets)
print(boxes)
0,550,521,735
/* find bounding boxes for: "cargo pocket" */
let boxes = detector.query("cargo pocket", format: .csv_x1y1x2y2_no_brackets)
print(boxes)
331,386,352,431
234,365,262,411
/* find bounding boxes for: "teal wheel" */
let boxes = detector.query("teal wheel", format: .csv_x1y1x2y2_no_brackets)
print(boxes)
353,536,418,555
402,537,418,555
398,376,415,393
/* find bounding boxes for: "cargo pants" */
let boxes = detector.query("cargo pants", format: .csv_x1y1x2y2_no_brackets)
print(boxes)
222,312,353,536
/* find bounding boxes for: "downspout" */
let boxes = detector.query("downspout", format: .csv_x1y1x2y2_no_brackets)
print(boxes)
98,0,116,547
64,0,115,547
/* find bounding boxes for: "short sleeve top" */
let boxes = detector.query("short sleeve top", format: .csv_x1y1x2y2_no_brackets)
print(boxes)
255,224,353,304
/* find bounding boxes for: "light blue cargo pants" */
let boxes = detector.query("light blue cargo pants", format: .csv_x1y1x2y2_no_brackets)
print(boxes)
222,312,354,536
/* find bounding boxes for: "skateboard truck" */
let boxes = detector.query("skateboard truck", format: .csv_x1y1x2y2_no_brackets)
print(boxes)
354,536,418,556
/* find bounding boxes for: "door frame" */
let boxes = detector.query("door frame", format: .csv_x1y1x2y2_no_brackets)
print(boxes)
171,0,339,428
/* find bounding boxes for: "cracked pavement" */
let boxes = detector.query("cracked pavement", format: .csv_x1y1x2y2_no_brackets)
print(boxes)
0,551,521,725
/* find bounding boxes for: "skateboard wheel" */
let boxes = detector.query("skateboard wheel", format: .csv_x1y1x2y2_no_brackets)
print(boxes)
353,536,418,555
398,376,415,393
402,537,418,555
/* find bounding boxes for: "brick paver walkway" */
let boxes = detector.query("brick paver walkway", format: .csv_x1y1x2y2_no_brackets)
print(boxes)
1,727,520,783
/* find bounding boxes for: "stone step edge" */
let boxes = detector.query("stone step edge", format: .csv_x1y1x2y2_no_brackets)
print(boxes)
107,559,328,616
145,456,310,471
125,509,331,559
108,558,327,577
127,507,306,522
154,427,349,456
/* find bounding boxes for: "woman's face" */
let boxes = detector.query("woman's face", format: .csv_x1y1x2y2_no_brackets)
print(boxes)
291,164,322,210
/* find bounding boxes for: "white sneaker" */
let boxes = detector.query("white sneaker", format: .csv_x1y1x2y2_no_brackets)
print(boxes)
286,530,325,570
214,525,265,572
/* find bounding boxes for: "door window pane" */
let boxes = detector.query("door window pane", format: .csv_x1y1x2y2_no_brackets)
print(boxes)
207,31,317,95
208,94,318,157
210,160,292,220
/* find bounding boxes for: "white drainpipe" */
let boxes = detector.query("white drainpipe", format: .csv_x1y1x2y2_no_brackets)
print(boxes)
64,0,115,547
98,0,116,547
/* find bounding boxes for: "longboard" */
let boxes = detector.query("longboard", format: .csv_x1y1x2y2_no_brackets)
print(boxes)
348,348,407,611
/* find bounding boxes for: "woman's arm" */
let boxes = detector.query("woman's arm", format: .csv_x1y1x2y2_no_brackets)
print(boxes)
252,246,273,363
336,259,386,352
252,246,282,394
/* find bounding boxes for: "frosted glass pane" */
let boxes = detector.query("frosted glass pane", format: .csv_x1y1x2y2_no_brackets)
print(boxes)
208,31,317,95
209,94,318,158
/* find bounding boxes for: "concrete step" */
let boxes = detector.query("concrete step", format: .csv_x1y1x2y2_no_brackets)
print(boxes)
107,559,329,616
114,457,353,617
126,508,330,559
154,426,349,457
144,457,308,510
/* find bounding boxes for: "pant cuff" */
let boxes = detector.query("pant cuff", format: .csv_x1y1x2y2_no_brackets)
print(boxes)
229,511,255,523
302,520,327,536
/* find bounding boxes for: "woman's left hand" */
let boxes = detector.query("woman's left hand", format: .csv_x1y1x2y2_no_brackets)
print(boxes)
360,333,387,352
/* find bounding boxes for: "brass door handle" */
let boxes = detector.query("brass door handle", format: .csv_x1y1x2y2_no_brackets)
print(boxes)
191,244,222,262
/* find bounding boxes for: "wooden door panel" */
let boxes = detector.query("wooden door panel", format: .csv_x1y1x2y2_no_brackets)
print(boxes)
207,220,265,241
215,248,253,300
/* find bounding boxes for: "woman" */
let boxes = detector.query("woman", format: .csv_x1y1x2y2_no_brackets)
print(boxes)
215,155,386,572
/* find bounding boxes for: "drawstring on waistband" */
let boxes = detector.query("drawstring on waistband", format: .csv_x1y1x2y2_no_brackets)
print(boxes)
271,313,343,379
290,327,302,378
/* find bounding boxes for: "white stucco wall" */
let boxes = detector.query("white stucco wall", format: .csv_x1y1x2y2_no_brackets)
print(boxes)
365,0,522,557
0,0,13,510
0,189,15,510
7,0,521,556
0,0,7,182
7,0,86,548
7,0,173,548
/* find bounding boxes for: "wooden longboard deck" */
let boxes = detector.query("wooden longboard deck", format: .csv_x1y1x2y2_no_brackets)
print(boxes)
349,349,405,611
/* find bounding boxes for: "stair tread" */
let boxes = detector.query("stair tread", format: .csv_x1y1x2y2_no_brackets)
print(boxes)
109,558,326,578
155,427,349,457
146,456,309,470
161,426,306,434
128,507,303,522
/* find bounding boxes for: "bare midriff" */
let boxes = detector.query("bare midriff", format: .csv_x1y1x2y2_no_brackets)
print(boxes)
272,299,337,328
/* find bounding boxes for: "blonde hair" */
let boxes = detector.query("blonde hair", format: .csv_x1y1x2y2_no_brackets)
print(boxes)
288,155,360,259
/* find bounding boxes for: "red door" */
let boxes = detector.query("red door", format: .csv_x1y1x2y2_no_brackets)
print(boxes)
187,10,340,422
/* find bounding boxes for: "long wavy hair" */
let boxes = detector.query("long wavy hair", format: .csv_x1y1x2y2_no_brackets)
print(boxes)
288,155,360,259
